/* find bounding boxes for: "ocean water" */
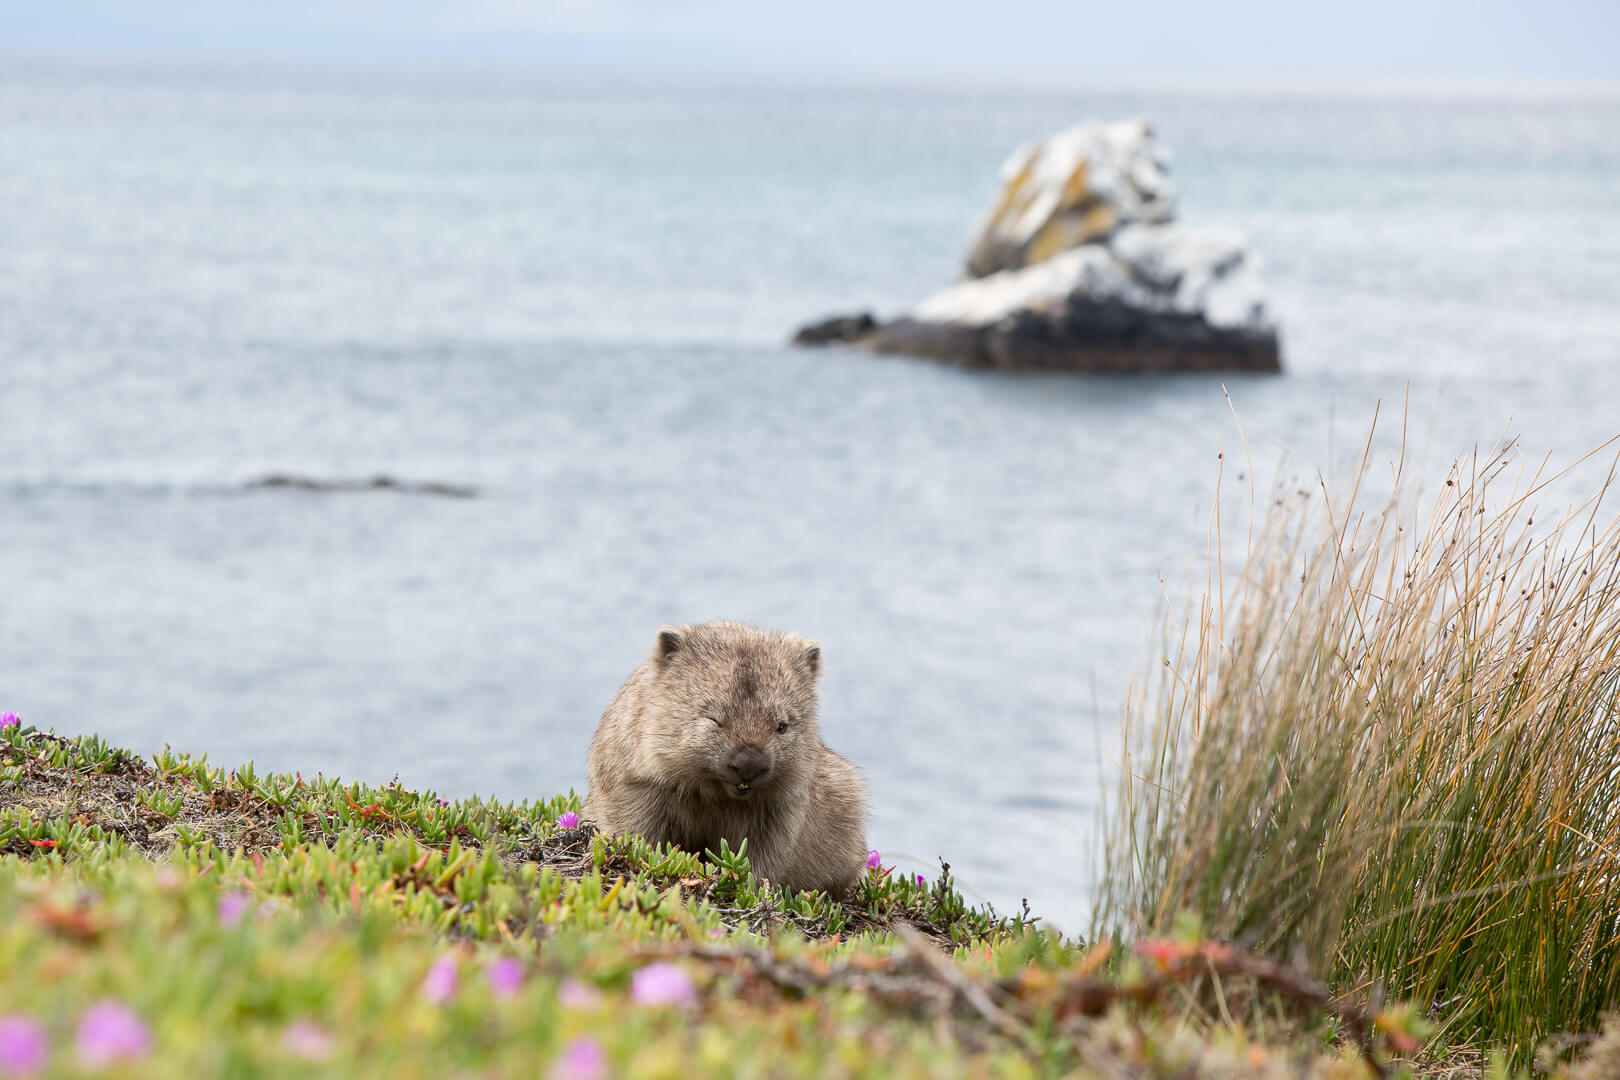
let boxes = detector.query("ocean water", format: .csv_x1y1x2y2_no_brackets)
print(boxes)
3,58,1618,932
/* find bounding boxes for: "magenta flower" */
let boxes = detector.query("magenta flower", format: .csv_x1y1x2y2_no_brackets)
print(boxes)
630,962,694,1008
0,714,19,731
915,873,926,887
556,979,601,1010
217,891,252,928
0,1016,48,1077
420,955,459,1004
548,1035,607,1080
75,1002,150,1067
556,811,581,831
281,1020,334,1063
486,956,524,999
865,849,882,871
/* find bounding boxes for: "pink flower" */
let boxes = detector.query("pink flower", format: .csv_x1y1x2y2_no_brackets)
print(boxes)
1136,939,1200,969
486,957,524,999
630,962,694,1008
548,1036,607,1080
556,811,581,831
0,714,19,731
557,979,601,1010
420,955,458,1004
865,849,882,870
217,891,252,928
281,1021,334,1063
75,1002,150,1067
0,1016,48,1077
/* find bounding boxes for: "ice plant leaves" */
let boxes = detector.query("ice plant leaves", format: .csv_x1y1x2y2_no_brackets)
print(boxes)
0,721,1459,1076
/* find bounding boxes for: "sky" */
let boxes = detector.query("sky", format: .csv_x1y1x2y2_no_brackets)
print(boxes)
5,0,1619,82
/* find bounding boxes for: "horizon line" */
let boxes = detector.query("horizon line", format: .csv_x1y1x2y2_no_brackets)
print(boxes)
7,50,1620,101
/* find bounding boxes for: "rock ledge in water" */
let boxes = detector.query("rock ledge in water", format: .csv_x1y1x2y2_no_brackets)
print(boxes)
792,312,878,346
246,474,478,498
792,119,1281,374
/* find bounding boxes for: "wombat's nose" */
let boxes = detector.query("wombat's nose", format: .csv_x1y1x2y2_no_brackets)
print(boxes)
728,748,770,785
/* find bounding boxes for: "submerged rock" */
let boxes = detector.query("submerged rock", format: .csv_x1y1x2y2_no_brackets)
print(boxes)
246,474,477,498
792,119,1280,374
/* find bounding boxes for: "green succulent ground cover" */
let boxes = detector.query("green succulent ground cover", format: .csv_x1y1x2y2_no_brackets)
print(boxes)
1,721,1439,1080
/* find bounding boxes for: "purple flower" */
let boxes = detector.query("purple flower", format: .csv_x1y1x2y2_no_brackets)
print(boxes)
556,811,581,831
915,873,927,887
75,1002,150,1067
557,979,601,1010
486,956,524,999
217,891,252,928
0,714,19,731
420,955,459,1004
281,1021,334,1063
630,962,694,1008
865,849,882,871
0,1016,48,1077
548,1036,607,1080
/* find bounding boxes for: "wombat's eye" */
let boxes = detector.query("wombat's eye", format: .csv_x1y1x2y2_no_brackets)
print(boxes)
705,716,721,727
775,721,789,734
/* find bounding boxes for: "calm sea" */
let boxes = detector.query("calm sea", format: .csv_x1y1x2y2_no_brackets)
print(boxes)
3,58,1618,931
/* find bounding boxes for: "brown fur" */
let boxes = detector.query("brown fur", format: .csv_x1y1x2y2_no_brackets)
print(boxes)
583,621,870,897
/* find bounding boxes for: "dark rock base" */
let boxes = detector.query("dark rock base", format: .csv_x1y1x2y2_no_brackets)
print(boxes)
792,299,1281,374
791,312,878,346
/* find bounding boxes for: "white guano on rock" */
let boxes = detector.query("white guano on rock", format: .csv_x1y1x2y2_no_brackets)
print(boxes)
964,118,1175,278
918,225,1270,334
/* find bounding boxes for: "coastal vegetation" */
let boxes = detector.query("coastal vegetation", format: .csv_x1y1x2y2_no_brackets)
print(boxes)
6,429,1620,1076
1103,426,1620,1069
2,719,1422,1078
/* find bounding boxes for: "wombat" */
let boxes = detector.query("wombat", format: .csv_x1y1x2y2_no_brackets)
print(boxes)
583,620,870,897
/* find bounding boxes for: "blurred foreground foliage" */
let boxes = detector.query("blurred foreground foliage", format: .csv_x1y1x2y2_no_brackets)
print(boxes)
2,723,1436,1079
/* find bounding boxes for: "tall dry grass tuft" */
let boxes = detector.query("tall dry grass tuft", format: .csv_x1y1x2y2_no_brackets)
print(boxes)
1099,419,1620,1058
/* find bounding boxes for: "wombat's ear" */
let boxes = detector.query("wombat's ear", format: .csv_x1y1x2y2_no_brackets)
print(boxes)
654,626,686,667
800,640,822,679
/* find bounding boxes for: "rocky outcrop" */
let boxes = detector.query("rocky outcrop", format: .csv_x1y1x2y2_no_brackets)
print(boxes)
964,119,1174,279
793,119,1281,374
